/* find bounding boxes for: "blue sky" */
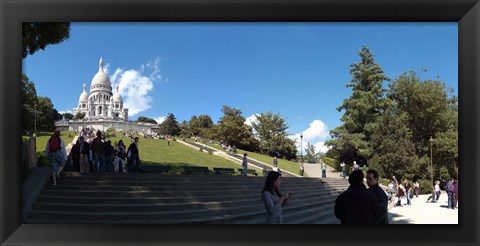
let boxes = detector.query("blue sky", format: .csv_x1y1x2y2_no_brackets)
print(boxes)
23,22,458,153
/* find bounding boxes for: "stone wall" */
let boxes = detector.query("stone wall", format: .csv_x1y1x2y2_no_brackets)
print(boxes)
56,120,159,134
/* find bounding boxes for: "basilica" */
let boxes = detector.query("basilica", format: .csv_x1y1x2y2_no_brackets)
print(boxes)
73,57,128,121
56,57,158,135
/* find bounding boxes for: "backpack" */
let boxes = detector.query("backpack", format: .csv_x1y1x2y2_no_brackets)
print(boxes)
49,136,61,152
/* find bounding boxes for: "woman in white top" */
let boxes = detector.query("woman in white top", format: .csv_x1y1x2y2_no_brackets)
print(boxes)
262,171,292,224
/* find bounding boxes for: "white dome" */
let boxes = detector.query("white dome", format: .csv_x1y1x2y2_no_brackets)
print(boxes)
79,84,89,102
90,57,111,88
113,91,123,103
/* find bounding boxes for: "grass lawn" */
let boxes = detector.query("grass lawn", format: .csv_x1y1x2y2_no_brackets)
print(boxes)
206,143,301,175
106,137,243,173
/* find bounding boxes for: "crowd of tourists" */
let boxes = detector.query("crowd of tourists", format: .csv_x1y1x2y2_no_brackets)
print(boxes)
45,129,146,185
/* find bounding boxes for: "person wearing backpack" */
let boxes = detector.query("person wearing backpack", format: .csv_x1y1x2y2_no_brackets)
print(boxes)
45,129,67,185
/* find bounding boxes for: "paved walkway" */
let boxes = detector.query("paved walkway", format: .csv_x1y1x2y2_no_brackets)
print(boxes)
303,163,343,179
388,194,458,224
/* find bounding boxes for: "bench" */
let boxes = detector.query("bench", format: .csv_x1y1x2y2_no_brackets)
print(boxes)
143,165,171,173
213,167,236,175
237,168,258,176
183,166,209,175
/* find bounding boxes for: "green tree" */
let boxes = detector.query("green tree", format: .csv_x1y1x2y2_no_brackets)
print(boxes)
188,115,200,136
251,111,295,159
180,120,191,138
217,105,259,151
36,96,62,131
304,142,318,163
22,74,38,132
136,116,158,124
197,114,213,128
326,45,389,165
369,104,419,180
73,112,86,120
159,113,181,136
388,71,458,180
22,22,71,58
63,112,74,121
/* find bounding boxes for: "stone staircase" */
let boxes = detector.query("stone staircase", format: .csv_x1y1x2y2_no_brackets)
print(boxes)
25,172,349,224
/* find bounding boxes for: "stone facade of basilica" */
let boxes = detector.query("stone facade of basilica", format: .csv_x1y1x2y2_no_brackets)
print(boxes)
55,57,158,134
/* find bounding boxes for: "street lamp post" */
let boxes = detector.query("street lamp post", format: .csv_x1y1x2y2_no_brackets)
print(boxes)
429,136,434,187
300,134,303,163
33,104,37,137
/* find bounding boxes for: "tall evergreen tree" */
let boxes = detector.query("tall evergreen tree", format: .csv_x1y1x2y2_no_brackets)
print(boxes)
326,46,389,165
158,113,181,136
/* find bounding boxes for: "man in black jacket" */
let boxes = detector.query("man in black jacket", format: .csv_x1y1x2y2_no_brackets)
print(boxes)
127,137,144,173
366,169,389,224
334,170,382,224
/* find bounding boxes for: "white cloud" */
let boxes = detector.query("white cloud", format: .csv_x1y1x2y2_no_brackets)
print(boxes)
313,141,331,154
289,119,330,154
245,114,259,126
154,116,167,124
103,63,111,75
109,58,162,117
59,110,72,115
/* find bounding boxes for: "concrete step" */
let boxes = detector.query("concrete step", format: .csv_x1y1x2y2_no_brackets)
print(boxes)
40,186,345,199
34,189,342,206
27,196,337,224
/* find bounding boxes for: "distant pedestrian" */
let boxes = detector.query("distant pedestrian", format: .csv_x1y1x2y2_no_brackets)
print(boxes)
300,162,304,176
77,136,90,173
446,177,455,209
116,140,126,173
403,179,412,206
453,180,458,209
261,171,292,224
45,129,67,185
273,156,278,167
321,161,327,178
353,161,360,171
366,169,389,224
340,162,346,178
334,170,382,224
91,131,106,172
427,180,441,203
105,140,115,172
413,180,420,198
242,153,248,176
127,137,144,173
71,140,81,172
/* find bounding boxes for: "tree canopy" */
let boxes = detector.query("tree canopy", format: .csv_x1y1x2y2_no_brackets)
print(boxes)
22,22,71,58
326,46,458,182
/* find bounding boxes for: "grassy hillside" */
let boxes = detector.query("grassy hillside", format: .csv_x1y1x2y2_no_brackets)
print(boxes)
106,137,242,171
206,143,301,175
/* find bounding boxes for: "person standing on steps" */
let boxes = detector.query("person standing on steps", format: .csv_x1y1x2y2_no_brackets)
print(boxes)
242,153,248,176
78,136,90,173
300,161,304,176
128,137,144,173
334,170,382,224
321,160,327,178
261,171,292,224
45,129,67,185
366,169,389,224
340,162,346,178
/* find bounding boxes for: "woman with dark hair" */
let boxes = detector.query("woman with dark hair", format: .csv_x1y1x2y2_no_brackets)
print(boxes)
262,171,292,224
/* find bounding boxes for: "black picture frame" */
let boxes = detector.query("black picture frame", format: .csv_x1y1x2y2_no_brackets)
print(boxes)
1,0,478,245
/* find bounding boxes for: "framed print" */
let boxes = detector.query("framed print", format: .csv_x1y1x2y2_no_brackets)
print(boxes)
1,0,479,245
